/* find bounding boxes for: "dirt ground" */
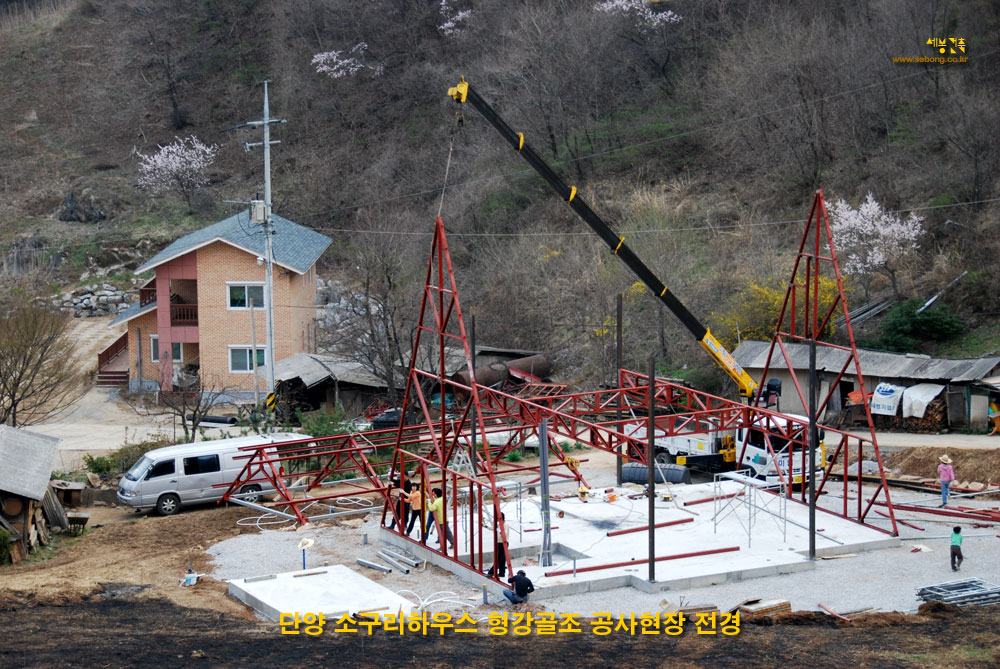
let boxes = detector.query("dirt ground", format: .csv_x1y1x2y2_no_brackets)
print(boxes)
3,448,1000,666
883,447,1000,485
1,590,997,667
0,505,262,617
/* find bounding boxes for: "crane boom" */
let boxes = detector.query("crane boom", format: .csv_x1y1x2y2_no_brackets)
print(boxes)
449,77,757,398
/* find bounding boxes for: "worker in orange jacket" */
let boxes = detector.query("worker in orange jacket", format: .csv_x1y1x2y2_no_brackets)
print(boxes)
404,482,425,538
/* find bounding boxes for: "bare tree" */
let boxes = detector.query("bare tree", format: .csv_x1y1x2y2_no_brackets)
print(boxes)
318,216,421,401
123,374,234,443
0,301,87,427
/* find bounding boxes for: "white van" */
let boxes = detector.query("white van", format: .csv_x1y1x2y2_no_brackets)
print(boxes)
116,433,306,515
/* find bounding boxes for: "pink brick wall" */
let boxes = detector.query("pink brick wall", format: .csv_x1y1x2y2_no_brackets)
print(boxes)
124,241,319,393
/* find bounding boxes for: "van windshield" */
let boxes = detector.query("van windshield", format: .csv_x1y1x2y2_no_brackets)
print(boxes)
125,456,153,482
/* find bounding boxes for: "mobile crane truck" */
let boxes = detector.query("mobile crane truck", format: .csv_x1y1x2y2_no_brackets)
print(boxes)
448,77,823,484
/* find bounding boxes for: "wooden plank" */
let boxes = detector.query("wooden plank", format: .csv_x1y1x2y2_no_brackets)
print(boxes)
42,487,69,531
36,517,50,546
8,537,26,564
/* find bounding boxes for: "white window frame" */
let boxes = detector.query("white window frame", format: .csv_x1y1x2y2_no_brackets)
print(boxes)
150,335,183,363
226,282,265,310
228,345,266,373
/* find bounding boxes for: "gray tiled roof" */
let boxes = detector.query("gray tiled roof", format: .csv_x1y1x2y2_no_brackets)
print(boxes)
733,340,1000,383
109,299,157,327
0,425,59,500
136,210,332,275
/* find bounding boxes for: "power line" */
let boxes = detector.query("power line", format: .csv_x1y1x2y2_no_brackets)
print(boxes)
296,48,999,221
2,191,997,266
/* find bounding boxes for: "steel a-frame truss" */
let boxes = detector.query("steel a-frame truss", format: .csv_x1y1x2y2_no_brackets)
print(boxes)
221,204,897,583
748,189,896,533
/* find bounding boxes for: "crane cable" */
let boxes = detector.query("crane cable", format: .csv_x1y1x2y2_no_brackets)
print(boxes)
436,113,462,218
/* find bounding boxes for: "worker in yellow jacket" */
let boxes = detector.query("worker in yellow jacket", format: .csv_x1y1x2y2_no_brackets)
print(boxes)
423,487,454,549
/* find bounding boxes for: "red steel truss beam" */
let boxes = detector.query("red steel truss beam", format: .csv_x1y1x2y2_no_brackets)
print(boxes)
543,546,741,577
606,517,694,537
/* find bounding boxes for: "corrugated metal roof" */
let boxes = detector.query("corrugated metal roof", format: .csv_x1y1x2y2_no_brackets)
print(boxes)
0,425,59,500
401,345,542,376
136,210,332,275
258,353,387,389
733,340,1000,382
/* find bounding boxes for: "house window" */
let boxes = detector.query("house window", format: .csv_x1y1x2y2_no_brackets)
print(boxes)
150,335,182,363
228,283,265,309
229,346,266,372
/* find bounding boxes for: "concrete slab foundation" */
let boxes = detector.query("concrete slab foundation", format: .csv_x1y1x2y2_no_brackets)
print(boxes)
228,564,414,621
381,480,899,601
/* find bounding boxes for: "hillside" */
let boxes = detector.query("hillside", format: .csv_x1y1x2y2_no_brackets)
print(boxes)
2,0,999,394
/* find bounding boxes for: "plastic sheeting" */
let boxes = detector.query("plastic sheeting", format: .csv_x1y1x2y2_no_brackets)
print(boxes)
871,382,904,416
901,383,945,419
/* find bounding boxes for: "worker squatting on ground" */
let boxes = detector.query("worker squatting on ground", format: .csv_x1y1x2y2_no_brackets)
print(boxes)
938,454,955,506
504,570,534,605
951,527,964,572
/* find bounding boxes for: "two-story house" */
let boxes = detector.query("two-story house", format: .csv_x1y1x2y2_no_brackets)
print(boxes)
104,210,332,397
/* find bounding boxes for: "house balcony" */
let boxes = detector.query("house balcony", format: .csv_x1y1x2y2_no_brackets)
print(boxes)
139,287,156,307
170,303,198,326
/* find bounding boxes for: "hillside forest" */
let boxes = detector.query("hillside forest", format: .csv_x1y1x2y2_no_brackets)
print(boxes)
1,0,998,396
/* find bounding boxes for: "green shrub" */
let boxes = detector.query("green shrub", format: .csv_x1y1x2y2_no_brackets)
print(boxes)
298,407,350,438
82,454,112,476
0,529,11,564
864,298,965,352
504,450,523,463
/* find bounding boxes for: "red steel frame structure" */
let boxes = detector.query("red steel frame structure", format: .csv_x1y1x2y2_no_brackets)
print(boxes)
747,189,896,532
221,204,897,583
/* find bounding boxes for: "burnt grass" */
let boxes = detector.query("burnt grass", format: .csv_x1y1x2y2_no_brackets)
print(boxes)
2,596,999,667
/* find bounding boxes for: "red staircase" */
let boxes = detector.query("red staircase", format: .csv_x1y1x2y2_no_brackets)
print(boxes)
96,332,129,387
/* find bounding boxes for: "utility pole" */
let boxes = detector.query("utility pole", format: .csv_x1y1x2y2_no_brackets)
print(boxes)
539,419,552,568
249,297,260,409
616,294,623,486
647,354,657,584
241,81,286,397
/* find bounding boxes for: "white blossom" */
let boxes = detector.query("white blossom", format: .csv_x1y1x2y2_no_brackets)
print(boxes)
828,192,924,297
594,0,681,29
438,0,472,36
312,43,384,79
135,135,218,211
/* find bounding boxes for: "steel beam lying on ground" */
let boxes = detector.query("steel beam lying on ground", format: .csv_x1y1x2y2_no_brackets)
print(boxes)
544,546,741,577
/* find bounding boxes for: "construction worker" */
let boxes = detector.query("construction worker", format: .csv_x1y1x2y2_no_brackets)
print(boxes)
423,487,454,548
503,570,534,605
938,454,955,507
486,512,507,578
388,472,411,531
404,482,424,539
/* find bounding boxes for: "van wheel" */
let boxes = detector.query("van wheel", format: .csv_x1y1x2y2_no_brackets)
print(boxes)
654,452,674,465
240,484,262,504
156,493,181,516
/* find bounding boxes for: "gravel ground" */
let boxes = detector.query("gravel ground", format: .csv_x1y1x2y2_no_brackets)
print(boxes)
207,514,489,616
